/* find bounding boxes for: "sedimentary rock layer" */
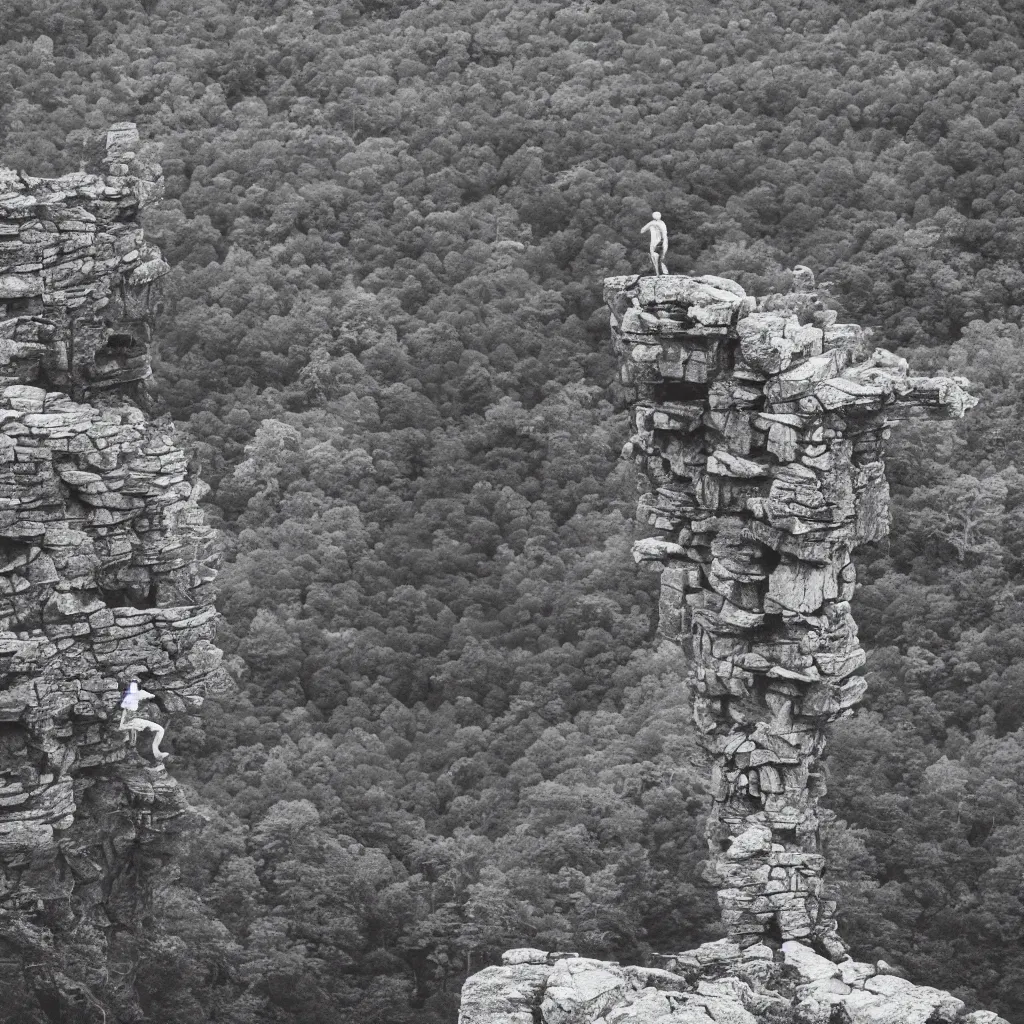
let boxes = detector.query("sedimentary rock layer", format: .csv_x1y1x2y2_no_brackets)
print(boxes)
456,269,991,1021
605,272,975,956
0,123,168,405
0,125,221,1014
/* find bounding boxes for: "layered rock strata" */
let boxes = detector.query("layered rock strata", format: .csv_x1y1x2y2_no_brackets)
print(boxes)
0,122,168,405
603,272,975,955
460,942,1009,1024
457,271,994,1018
0,126,221,1015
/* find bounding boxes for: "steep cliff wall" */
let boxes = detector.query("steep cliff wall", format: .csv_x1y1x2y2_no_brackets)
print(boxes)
0,125,222,1020
605,271,973,957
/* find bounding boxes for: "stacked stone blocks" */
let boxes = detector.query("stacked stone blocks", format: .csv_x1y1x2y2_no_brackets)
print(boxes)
0,121,168,404
604,272,975,956
0,126,221,937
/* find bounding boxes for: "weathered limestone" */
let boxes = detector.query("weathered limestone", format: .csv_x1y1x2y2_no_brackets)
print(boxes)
0,127,221,1015
606,271,974,957
0,121,169,404
460,943,1008,1024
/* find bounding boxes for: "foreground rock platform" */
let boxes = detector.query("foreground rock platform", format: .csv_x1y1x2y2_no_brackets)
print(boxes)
460,943,1009,1024
0,125,223,1016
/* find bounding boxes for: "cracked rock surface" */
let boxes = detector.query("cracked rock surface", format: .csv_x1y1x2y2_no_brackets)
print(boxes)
605,272,974,955
460,943,1009,1024
0,125,222,1014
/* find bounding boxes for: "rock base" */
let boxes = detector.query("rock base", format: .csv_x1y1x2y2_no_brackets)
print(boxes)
459,942,1009,1024
0,123,223,1016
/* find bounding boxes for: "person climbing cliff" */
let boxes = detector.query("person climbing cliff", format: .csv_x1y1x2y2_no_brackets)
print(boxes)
119,678,169,761
641,212,669,275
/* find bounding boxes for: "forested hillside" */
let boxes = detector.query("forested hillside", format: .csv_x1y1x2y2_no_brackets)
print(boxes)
3,0,1024,1020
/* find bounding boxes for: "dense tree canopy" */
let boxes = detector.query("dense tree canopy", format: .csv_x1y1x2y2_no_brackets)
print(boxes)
3,0,1024,1020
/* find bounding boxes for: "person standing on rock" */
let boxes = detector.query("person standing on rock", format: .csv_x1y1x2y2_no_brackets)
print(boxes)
641,212,669,275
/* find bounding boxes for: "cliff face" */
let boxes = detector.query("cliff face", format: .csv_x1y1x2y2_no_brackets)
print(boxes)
0,126,222,1020
604,272,973,957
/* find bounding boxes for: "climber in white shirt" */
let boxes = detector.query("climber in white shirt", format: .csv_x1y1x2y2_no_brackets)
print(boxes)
119,678,168,761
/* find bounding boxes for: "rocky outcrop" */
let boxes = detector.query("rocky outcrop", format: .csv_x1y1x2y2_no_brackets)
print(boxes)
460,942,1010,1024
0,122,168,405
458,267,995,1021
0,126,222,1018
605,272,974,956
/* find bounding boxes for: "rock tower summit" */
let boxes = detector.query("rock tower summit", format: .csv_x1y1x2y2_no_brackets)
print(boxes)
0,122,169,404
0,126,222,1015
605,270,975,956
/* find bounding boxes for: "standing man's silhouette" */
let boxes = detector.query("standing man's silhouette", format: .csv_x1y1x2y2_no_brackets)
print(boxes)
641,212,669,275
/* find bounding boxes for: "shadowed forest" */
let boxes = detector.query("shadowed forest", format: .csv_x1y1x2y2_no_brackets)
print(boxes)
3,0,1024,1020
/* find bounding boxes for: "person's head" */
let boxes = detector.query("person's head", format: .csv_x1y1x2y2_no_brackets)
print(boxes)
652,211,661,220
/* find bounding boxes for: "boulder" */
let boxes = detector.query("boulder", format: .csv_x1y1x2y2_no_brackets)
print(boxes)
723,824,772,861
540,958,629,1024
461,945,999,1024
604,989,674,1024
781,941,841,983
458,964,550,1024
502,948,550,966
